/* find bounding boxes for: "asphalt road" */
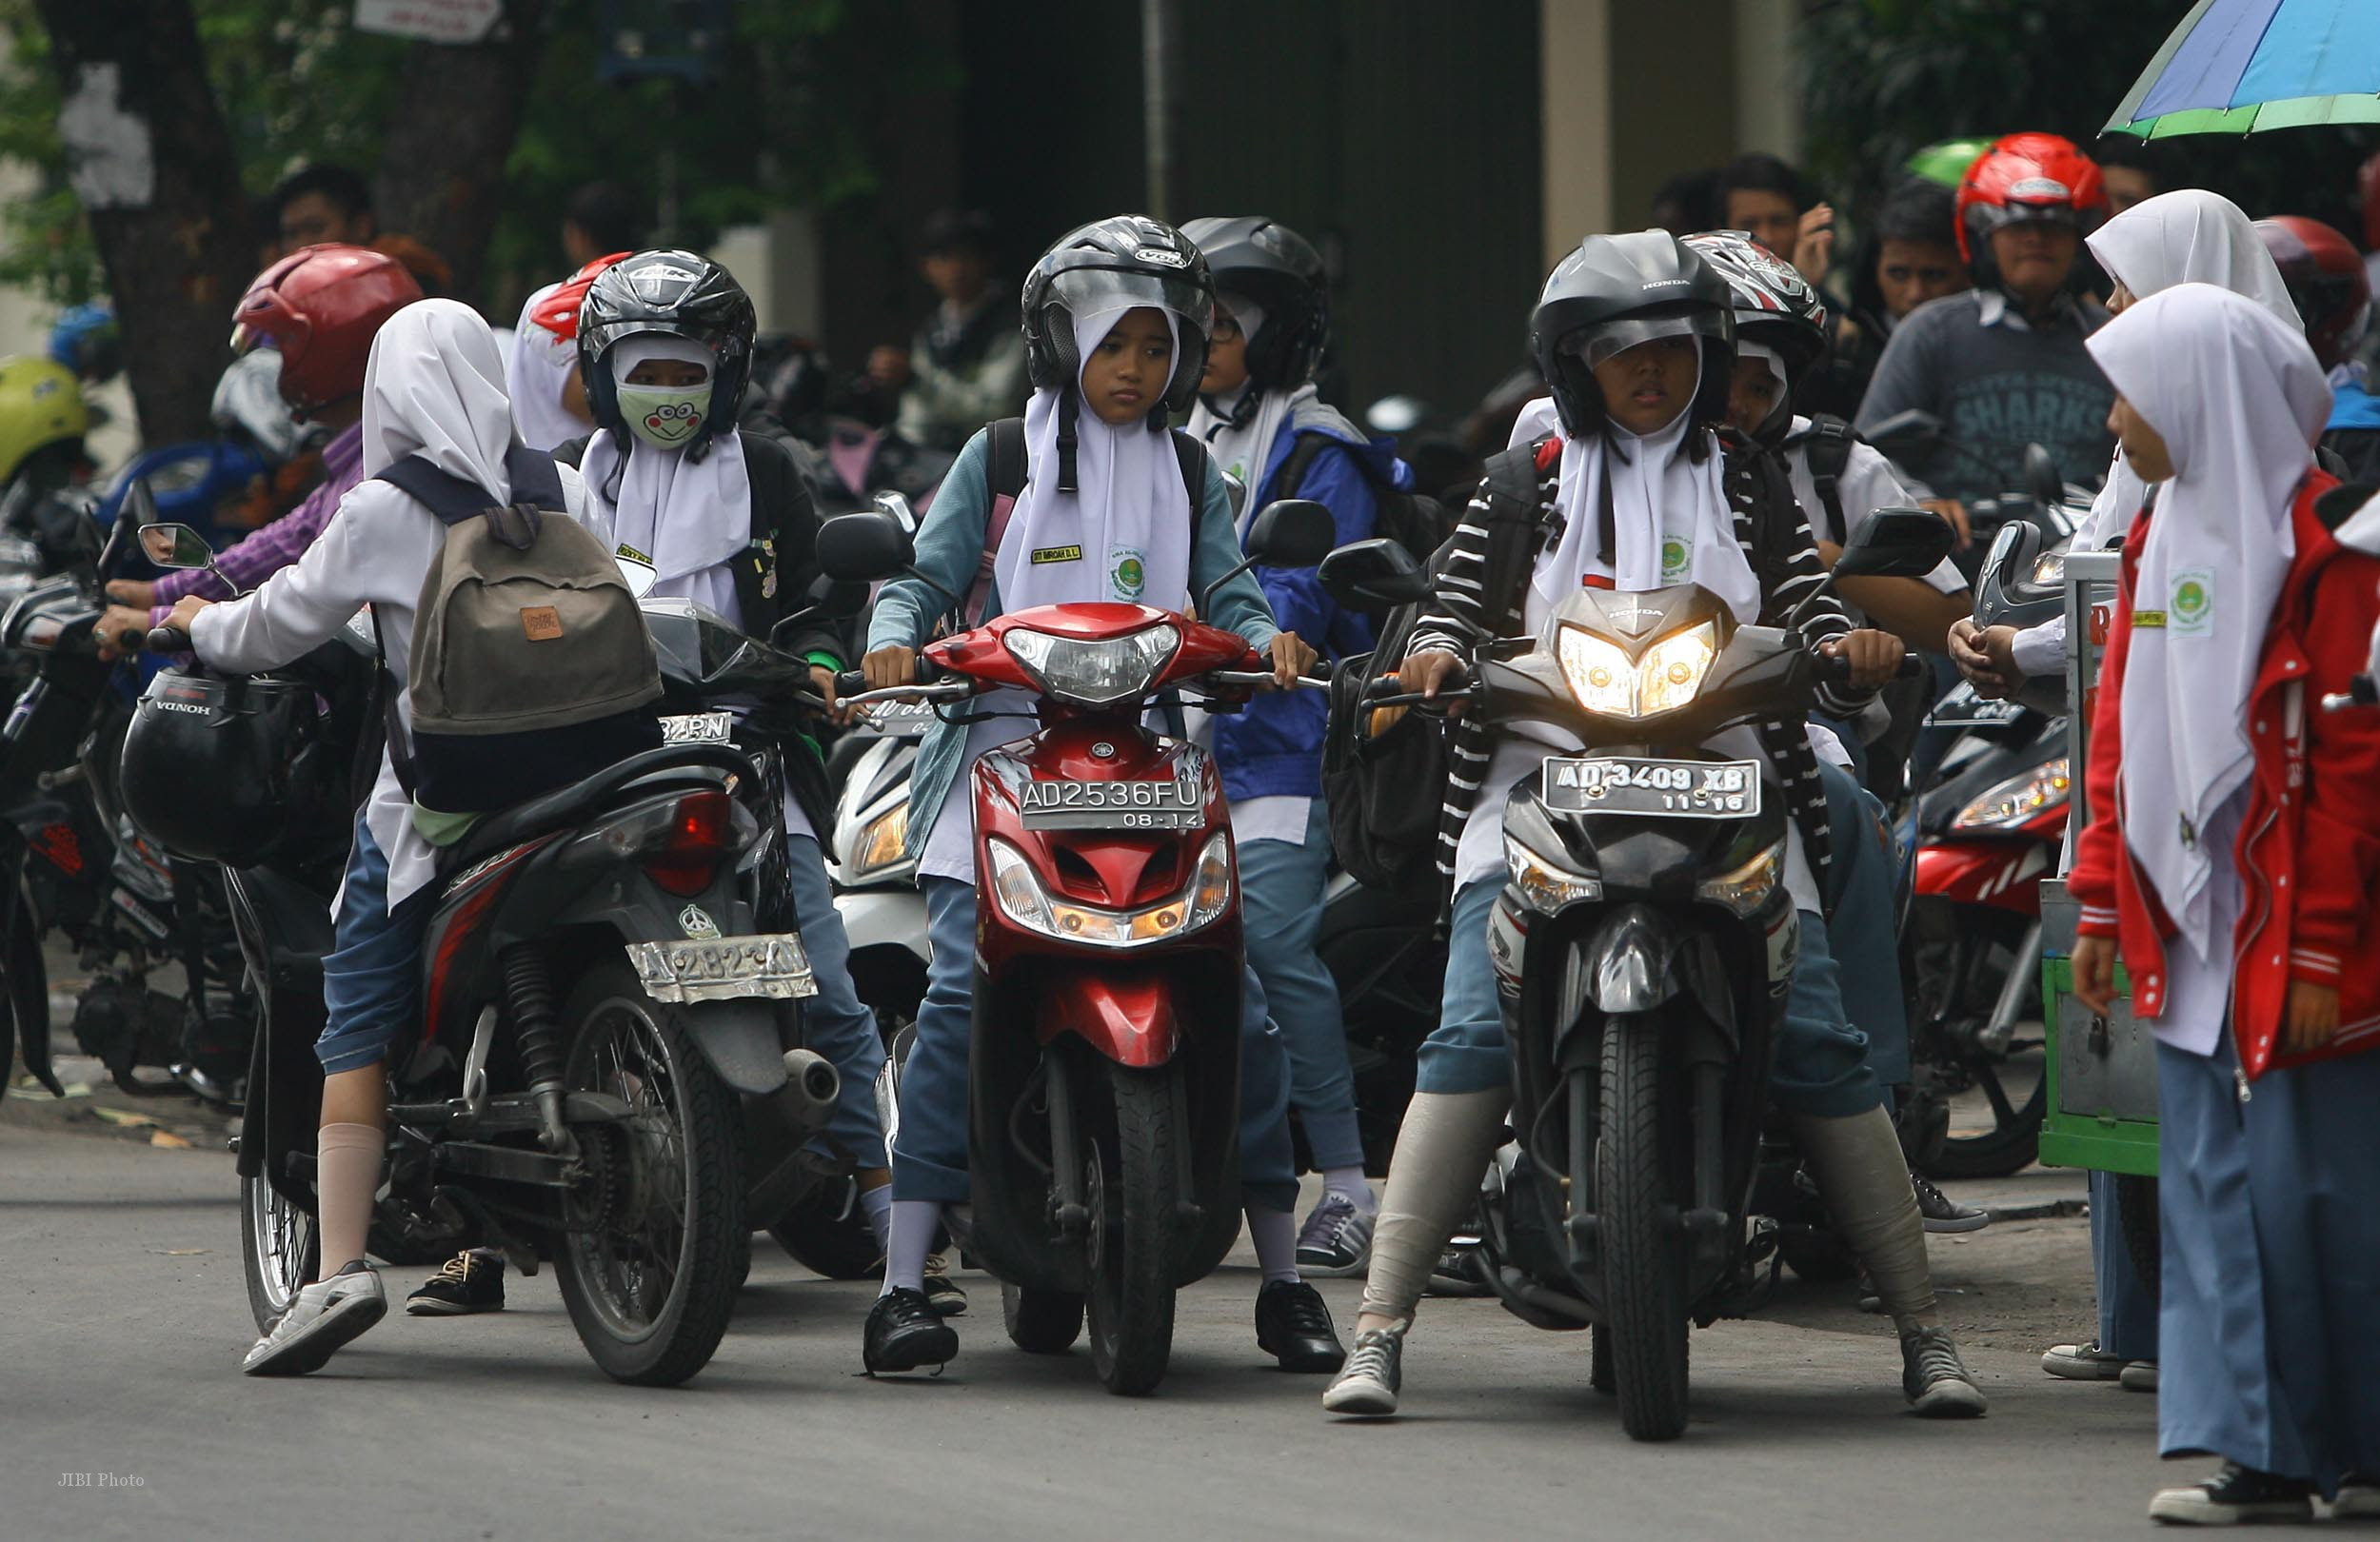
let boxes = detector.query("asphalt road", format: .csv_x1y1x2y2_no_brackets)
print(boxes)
0,1107,2183,1542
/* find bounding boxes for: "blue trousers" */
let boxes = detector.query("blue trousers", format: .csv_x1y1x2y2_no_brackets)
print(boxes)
784,833,889,1168
317,814,437,1077
889,875,1299,1213
2090,1168,2158,1361
1817,761,1911,1088
1240,802,1362,1173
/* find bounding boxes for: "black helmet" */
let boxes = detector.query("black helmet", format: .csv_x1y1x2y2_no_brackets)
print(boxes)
1021,215,1213,420
1684,229,1828,436
1529,230,1735,441
1179,215,1328,390
578,249,756,457
119,671,327,867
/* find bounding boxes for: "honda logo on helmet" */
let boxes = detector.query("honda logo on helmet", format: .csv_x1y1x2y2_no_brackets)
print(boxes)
2007,177,2071,202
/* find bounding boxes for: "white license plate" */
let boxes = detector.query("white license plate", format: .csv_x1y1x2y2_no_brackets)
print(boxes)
1541,757,1762,819
625,934,817,1003
1019,777,1203,830
862,699,937,730
662,711,735,745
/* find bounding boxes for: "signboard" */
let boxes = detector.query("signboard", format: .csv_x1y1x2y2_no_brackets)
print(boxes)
354,0,503,45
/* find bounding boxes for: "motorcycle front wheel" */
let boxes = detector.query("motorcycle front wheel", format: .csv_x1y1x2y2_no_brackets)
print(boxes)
1081,1059,1180,1395
553,961,745,1387
242,1172,319,1333
1595,1013,1691,1441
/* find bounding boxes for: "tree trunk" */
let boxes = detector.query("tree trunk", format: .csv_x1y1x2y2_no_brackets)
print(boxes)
371,0,549,302
32,0,255,445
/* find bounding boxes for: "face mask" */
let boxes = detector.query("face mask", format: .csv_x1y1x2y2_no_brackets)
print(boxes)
616,382,713,449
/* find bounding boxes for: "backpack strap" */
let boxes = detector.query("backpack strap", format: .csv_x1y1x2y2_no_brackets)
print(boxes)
1474,435,1560,632
965,419,1207,627
1270,432,1332,503
1782,412,1856,544
1169,427,1208,549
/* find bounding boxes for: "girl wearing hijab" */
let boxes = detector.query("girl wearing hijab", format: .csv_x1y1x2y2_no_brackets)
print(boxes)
849,215,1343,1378
2068,283,2380,1524
160,301,585,1374
1322,231,1988,1422
504,252,626,452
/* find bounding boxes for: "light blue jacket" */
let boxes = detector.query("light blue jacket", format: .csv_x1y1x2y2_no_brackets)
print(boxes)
867,425,1280,859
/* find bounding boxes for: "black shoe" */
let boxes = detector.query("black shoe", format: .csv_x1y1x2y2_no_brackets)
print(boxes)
1255,1279,1346,1373
1911,1171,1990,1234
406,1250,506,1316
863,1287,958,1374
922,1253,967,1317
1424,1243,1493,1297
2148,1462,2312,1525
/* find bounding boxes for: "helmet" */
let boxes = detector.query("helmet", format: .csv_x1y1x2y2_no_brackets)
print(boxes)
1021,215,1213,418
2256,216,2371,372
118,670,327,866
577,249,756,455
1529,230,1735,440
1178,215,1328,389
1954,133,2108,277
231,245,424,418
48,302,120,383
0,355,89,486
530,251,632,340
1685,230,1826,438
1907,137,1993,190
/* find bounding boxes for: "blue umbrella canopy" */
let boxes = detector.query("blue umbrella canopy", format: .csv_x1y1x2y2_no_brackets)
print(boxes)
2107,0,2380,137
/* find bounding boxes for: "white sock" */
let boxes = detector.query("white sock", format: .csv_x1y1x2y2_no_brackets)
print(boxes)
1247,1205,1300,1286
881,1199,942,1295
315,1122,386,1275
1322,1166,1375,1214
859,1181,894,1253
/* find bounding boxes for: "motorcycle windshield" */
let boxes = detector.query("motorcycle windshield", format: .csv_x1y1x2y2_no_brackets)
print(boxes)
641,599,816,699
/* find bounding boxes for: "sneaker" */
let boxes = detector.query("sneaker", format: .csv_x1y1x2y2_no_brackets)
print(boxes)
243,1259,387,1376
1911,1171,1991,1234
863,1287,958,1374
2148,1463,2312,1525
2120,1361,2159,1394
1295,1192,1375,1277
1899,1324,1988,1418
2040,1339,2130,1380
406,1250,505,1316
1424,1243,1494,1297
922,1254,967,1317
2330,1473,2380,1519
1321,1325,1405,1415
1254,1278,1345,1373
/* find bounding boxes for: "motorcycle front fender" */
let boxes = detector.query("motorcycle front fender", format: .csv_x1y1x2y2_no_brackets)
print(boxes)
1037,967,1177,1068
1575,903,1695,1016
832,887,929,963
680,998,791,1097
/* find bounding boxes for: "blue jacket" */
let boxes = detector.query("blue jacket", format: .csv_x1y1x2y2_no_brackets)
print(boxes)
1211,398,1399,801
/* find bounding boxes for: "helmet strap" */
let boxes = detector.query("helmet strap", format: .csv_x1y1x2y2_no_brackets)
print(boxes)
1057,388,1081,493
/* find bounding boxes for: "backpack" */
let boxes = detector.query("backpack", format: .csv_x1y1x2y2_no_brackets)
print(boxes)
374,446,664,815
1272,430,1453,569
1779,412,1857,544
963,415,1207,627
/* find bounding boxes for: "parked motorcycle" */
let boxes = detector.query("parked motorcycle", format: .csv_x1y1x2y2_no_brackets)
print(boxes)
1322,507,1954,1441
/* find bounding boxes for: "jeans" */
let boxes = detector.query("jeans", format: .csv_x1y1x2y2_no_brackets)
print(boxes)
1239,802,1361,1173
316,813,438,1077
1817,761,1911,1088
784,833,888,1168
889,875,1299,1212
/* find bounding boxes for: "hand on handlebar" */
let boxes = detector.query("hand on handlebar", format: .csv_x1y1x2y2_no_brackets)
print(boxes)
1371,648,1466,733
1818,627,1907,692
833,644,922,725
1266,631,1317,690
95,603,153,662
156,595,211,654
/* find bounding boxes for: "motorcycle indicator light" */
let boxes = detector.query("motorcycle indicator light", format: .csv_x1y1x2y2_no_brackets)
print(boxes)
986,832,1233,949
1003,622,1180,707
1557,621,1716,718
1696,837,1785,915
1502,832,1600,914
569,788,759,895
854,802,909,876
1952,757,2071,831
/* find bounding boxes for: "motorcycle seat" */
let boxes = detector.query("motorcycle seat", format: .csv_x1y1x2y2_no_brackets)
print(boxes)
437,742,755,875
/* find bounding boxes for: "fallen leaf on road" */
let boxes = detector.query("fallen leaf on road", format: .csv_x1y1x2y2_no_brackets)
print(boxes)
93,1108,163,1129
148,1248,210,1255
149,1129,192,1148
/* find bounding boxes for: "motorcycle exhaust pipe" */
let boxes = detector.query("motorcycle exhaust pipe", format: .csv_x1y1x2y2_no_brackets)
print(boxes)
780,1048,842,1137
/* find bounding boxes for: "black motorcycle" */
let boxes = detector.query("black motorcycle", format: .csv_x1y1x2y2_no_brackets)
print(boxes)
1324,507,1953,1441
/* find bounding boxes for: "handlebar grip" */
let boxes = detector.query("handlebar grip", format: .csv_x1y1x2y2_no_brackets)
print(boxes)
1304,660,1335,684
145,624,189,654
117,627,149,656
1362,674,1407,702
834,669,865,699
1894,653,1927,680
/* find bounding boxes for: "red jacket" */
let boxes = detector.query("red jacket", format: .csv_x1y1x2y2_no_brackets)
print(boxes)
2069,475,2380,1079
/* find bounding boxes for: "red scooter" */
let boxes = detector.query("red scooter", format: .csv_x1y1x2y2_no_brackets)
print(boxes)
829,500,1335,1394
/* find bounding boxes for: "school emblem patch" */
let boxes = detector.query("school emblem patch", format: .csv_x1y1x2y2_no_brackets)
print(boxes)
2171,569,2213,636
1660,537,1690,582
1111,547,1146,600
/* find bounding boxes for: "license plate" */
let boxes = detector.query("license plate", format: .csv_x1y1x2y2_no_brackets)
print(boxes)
625,934,818,1003
861,699,937,730
1541,757,1762,819
1018,777,1203,830
662,711,735,745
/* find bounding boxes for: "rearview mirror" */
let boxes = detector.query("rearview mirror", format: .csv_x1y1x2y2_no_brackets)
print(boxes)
2023,443,2064,507
615,552,660,600
816,510,916,583
138,522,216,571
1860,409,1942,461
870,490,918,535
1319,538,1434,610
1244,499,1335,570
1835,505,1957,581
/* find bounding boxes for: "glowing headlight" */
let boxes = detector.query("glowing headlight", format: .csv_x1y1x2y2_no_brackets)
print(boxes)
2031,551,2067,586
852,803,909,877
1556,622,1716,719
986,832,1232,948
1502,833,1600,913
1696,838,1784,915
1003,623,1180,706
1953,757,2071,830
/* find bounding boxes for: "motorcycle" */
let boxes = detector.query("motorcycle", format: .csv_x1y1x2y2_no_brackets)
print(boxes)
1321,506,1954,1441
825,497,1337,1394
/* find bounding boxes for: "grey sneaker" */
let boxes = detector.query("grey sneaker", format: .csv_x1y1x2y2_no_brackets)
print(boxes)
2040,1338,2129,1380
243,1259,386,1376
1295,1192,1375,1277
1321,1325,1404,1416
2119,1361,2159,1394
1911,1171,1991,1234
1900,1324,1988,1417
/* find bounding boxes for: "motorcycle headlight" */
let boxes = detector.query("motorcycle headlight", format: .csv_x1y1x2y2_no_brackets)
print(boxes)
2031,551,2066,587
1556,621,1716,719
1696,838,1784,915
1003,623,1180,707
1502,832,1600,913
1953,757,2071,830
986,832,1233,949
851,802,909,877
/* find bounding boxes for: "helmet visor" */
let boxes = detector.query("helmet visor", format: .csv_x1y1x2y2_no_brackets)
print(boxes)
582,314,736,367
1557,308,1729,371
1047,266,1213,336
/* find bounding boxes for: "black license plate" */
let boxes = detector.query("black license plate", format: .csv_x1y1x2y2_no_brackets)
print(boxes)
1019,777,1203,830
1541,757,1761,819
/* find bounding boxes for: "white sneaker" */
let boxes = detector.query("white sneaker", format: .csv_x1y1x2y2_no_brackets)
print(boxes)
243,1260,386,1376
1321,1325,1404,1416
2039,1339,2128,1380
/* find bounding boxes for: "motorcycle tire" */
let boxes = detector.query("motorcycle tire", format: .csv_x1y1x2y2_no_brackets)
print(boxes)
552,961,745,1388
1002,1281,1085,1354
242,1172,319,1333
2113,1175,2160,1299
0,881,51,1096
768,1177,883,1280
1082,1060,1180,1396
1596,1015,1691,1442
1589,1322,1616,1395
1921,1075,2045,1181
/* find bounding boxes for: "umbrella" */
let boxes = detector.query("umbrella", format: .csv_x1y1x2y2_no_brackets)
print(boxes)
2106,0,2380,138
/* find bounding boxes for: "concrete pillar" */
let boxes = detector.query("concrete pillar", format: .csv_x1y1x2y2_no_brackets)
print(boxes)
1732,0,1802,160
1539,0,1613,267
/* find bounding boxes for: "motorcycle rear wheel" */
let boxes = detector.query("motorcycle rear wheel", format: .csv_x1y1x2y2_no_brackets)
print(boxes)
242,1173,319,1333
1596,1015,1691,1441
552,962,745,1387
1082,1060,1180,1395
1002,1281,1086,1354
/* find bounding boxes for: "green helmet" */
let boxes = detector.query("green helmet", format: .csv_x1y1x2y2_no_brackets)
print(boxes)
1906,138,1995,189
0,355,88,486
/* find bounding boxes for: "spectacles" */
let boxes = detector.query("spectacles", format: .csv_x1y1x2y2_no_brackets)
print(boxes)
1211,315,1243,342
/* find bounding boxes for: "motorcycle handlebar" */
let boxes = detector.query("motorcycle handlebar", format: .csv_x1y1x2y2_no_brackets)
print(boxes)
145,624,189,654
1815,650,1927,685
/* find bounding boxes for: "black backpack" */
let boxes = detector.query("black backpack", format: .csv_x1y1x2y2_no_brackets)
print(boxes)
1779,412,1857,544
1272,429,1452,570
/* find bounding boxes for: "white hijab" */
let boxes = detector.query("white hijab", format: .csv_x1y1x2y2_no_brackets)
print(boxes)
577,334,751,621
992,302,1197,615
504,282,588,453
2088,284,2331,959
363,298,517,494
1187,292,1312,531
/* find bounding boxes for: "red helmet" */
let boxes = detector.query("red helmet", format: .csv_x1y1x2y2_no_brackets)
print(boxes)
1954,132,2109,270
528,251,632,340
2256,215,2371,372
230,245,423,418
